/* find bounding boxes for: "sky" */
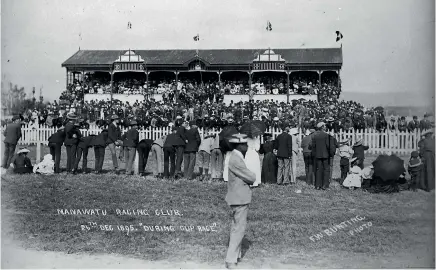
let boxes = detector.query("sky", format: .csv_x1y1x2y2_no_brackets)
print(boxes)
1,0,435,106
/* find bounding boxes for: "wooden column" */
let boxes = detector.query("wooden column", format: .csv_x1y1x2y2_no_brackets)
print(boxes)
286,71,290,104
110,70,114,116
66,69,69,88
248,71,252,94
337,70,340,88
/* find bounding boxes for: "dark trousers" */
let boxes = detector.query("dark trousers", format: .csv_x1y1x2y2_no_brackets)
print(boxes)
138,144,152,174
163,147,176,178
74,147,89,171
65,145,78,172
303,153,314,185
94,146,105,172
340,161,350,184
315,158,331,189
49,143,62,173
183,152,196,179
175,146,184,174
2,142,17,168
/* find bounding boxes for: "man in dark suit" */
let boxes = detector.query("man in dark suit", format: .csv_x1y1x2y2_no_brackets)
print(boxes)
64,113,82,173
174,121,188,178
74,134,95,174
107,115,122,173
122,120,139,175
163,127,178,178
420,114,431,131
2,115,22,169
93,123,108,174
408,116,420,132
48,126,66,173
184,121,201,179
301,129,315,185
310,122,334,190
273,125,293,185
137,139,153,177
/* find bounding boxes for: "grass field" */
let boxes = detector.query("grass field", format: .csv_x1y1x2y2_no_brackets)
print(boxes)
1,145,435,268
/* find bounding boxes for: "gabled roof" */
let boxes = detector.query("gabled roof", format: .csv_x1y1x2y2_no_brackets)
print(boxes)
62,48,342,67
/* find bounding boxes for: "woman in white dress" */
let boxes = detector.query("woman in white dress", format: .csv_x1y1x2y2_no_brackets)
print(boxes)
343,157,363,189
244,135,262,187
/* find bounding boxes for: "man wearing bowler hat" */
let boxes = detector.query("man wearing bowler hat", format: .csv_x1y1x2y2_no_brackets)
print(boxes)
310,122,334,190
122,120,139,175
224,133,256,269
64,112,82,173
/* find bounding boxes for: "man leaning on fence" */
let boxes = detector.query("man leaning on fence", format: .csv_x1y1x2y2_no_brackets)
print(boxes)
107,115,122,174
2,115,22,169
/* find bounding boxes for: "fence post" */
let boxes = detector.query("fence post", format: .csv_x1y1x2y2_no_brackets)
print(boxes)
36,141,41,163
134,149,139,175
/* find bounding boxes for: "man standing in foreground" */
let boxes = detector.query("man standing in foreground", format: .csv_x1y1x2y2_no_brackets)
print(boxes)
225,133,256,269
107,115,122,174
310,122,333,190
2,115,22,169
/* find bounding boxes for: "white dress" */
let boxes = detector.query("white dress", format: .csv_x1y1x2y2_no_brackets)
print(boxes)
244,136,261,187
343,166,362,188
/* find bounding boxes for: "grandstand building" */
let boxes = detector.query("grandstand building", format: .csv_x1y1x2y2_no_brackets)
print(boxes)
62,47,342,104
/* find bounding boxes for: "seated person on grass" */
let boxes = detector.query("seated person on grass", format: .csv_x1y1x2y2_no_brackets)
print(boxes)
10,148,33,174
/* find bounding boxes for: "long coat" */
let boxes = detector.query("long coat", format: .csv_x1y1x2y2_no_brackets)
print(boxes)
225,149,256,206
185,128,201,152
274,132,293,158
419,137,435,191
3,122,22,145
259,141,277,184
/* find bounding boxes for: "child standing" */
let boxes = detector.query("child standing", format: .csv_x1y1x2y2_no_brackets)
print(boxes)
352,138,369,169
338,138,353,184
407,151,423,192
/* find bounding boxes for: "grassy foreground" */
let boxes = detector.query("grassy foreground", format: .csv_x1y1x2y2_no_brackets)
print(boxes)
1,147,435,268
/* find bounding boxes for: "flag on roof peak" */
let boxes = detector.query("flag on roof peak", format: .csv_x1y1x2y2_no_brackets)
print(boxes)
266,21,272,31
336,31,343,42
193,34,200,41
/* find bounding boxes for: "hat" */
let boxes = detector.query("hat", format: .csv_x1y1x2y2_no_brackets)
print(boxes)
110,115,119,120
17,148,30,154
176,116,182,119
354,138,363,146
189,120,196,126
273,117,279,121
12,115,20,121
422,130,434,137
339,138,351,144
316,122,325,128
350,157,358,163
326,117,334,122
228,133,248,144
67,113,78,120
130,120,138,126
58,126,65,131
228,118,234,123
411,151,419,158
171,126,177,131
253,116,259,120
263,133,272,138
289,128,299,135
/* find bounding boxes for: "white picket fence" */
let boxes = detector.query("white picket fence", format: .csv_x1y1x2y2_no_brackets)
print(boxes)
9,124,426,156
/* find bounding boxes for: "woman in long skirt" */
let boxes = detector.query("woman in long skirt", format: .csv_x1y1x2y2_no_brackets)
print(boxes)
259,133,277,184
245,135,262,187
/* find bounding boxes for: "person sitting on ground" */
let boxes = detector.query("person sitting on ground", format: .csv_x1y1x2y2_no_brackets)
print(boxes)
407,151,423,192
342,157,362,190
10,148,33,174
33,154,55,175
